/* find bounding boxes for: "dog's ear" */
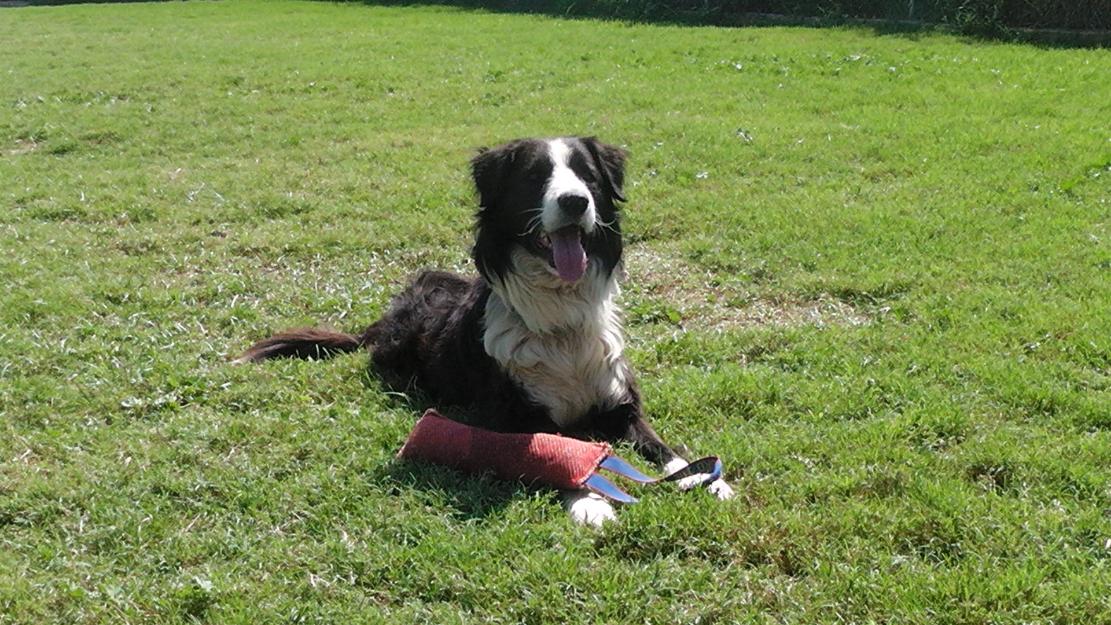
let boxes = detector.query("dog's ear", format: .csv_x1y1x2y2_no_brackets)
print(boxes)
470,142,516,283
470,143,515,209
583,137,627,203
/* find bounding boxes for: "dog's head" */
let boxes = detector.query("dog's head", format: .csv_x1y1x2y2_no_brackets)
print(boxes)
470,137,627,287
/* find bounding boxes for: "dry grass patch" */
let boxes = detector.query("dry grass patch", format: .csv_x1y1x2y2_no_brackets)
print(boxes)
7,138,41,155
624,245,871,330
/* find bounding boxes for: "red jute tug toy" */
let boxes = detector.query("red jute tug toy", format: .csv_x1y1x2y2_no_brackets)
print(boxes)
397,409,723,503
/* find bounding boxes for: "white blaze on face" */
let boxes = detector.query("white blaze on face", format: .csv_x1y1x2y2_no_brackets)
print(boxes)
541,139,596,234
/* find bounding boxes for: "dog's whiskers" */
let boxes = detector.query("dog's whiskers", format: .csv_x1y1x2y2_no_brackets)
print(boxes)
518,212,545,238
596,216,620,236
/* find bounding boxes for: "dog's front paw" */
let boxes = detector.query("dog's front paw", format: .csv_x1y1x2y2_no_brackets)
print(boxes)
666,458,735,499
666,458,706,491
707,478,735,500
677,474,736,499
563,490,616,527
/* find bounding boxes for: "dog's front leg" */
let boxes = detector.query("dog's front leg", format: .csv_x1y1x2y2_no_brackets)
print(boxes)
597,404,735,501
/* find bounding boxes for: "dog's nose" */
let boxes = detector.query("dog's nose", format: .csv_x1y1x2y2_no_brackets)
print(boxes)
558,194,589,217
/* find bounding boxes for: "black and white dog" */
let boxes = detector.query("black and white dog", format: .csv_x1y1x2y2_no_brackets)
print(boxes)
236,136,733,525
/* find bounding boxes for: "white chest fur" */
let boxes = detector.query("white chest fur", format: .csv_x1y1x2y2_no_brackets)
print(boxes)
482,254,630,427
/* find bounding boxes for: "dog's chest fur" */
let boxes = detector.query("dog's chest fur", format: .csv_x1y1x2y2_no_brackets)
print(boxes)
482,256,630,427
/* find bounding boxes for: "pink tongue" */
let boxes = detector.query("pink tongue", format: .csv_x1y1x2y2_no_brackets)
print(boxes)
550,227,587,283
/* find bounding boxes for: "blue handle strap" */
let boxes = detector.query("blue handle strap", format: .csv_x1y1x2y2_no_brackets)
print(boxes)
583,455,724,503
583,473,639,503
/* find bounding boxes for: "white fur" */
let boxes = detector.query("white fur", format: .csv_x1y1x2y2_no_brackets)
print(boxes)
707,479,735,499
483,251,629,428
563,490,616,527
542,139,596,233
664,457,689,476
665,457,736,500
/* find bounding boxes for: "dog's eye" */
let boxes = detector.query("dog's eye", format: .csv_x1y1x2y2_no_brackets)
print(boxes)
527,170,548,183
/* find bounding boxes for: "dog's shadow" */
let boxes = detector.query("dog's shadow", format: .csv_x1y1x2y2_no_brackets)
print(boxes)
362,375,551,523
374,460,543,523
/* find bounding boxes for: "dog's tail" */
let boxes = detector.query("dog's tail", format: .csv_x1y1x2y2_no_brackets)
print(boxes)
232,326,375,364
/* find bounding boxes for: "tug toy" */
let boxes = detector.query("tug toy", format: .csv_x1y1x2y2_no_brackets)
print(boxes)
397,410,723,503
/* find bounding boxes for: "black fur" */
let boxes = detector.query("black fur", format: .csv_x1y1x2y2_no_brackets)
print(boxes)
237,137,679,467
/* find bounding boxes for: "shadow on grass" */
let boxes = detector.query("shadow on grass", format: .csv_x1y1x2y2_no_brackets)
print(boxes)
12,0,1108,47
375,458,544,522
362,379,554,523
332,0,1111,49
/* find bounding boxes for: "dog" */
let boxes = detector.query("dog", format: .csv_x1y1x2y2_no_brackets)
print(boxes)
235,136,733,525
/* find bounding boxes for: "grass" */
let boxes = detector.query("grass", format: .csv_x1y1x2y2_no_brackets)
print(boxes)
1,0,1109,622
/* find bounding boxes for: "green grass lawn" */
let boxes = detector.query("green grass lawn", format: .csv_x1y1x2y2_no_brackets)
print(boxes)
2,1,1109,622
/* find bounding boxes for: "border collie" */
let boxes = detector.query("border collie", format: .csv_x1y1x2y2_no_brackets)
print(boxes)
236,136,733,525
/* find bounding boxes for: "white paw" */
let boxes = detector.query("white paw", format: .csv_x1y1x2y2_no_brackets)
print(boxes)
664,458,691,480
674,472,708,491
665,458,707,491
707,478,735,500
564,490,616,527
666,458,734,498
